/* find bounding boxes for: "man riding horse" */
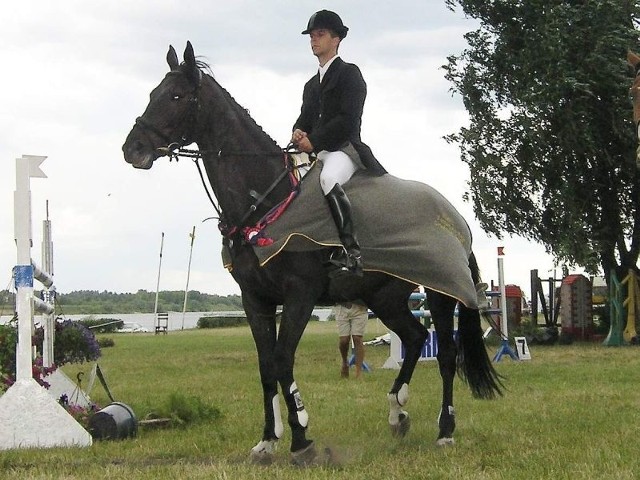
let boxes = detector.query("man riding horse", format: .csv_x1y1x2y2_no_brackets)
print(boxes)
292,10,387,278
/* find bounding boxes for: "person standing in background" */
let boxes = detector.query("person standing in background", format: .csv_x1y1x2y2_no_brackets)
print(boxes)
334,301,368,378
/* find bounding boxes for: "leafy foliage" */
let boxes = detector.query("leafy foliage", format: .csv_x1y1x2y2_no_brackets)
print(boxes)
151,392,221,427
444,0,640,281
196,313,319,328
0,318,101,391
41,319,101,365
0,289,243,315
0,321,18,389
197,316,246,328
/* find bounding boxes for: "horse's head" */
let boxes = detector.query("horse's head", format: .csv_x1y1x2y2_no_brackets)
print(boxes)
123,41,203,169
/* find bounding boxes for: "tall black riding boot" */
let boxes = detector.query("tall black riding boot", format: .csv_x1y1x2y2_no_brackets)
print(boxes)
325,183,363,277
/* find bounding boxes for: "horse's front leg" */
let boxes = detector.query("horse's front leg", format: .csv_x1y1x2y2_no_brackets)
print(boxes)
244,300,282,464
274,301,314,459
275,294,337,466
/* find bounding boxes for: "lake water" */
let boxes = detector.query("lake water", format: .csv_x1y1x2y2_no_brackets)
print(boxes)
0,308,334,331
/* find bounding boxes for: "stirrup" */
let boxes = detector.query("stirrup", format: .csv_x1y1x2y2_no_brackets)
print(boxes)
328,249,363,277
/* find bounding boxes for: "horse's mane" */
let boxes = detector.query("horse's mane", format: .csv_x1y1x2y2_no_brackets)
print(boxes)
185,58,281,150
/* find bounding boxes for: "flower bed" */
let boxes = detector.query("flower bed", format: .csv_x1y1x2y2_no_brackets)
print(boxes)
0,316,101,393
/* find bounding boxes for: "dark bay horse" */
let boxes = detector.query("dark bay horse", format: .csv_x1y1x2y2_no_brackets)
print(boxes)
123,42,502,465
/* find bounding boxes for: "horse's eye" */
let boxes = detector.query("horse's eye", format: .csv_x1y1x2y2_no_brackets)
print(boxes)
172,94,182,101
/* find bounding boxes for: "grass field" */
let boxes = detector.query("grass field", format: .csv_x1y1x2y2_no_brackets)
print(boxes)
2,320,640,479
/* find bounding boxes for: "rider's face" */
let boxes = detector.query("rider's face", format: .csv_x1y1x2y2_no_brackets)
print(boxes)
309,29,339,62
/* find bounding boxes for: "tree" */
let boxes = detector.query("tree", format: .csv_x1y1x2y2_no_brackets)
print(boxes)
444,0,640,283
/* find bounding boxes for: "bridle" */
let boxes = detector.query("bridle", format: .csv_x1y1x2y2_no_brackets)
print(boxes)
133,67,310,244
134,70,203,152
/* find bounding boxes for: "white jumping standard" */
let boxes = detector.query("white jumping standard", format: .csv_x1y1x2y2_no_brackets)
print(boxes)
0,155,92,450
382,249,523,369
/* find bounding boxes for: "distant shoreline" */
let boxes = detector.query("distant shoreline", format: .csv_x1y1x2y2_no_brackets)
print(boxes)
0,308,334,330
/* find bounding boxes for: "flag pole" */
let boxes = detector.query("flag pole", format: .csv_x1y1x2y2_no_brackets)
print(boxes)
181,226,196,330
153,232,164,316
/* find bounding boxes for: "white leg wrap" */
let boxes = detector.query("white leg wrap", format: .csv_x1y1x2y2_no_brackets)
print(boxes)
387,383,409,425
272,394,284,439
290,382,309,428
251,439,278,455
437,405,455,425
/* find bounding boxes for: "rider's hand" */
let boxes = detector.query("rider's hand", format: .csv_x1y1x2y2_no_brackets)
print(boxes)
296,136,314,153
291,129,314,153
291,129,307,143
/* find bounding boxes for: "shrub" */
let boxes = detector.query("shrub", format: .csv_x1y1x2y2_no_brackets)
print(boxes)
97,337,115,348
197,313,319,328
0,321,18,390
197,316,246,328
148,392,221,427
33,319,101,366
0,317,101,391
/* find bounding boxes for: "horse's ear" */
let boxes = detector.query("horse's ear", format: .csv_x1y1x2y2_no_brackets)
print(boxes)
183,41,200,84
184,41,196,67
167,45,179,71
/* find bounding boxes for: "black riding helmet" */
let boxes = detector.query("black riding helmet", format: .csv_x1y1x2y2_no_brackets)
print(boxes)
301,10,349,39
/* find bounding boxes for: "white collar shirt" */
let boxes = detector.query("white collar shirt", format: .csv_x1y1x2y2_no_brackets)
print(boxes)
319,55,340,83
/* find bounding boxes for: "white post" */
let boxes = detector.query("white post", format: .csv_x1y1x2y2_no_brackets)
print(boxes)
154,232,165,316
14,155,47,381
42,201,55,367
181,226,196,330
498,249,508,338
493,246,519,361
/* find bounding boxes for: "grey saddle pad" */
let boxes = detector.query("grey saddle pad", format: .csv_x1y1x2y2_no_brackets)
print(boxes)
226,163,478,308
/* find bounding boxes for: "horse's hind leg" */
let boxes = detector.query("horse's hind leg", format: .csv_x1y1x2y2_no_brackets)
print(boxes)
428,290,458,446
366,283,428,438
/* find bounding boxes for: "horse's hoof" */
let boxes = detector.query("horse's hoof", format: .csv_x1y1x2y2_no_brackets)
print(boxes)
436,437,455,447
291,442,340,467
390,412,411,438
249,440,277,465
249,450,275,465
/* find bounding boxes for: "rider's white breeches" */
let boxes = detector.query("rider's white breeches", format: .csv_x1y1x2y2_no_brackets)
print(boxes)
318,150,359,195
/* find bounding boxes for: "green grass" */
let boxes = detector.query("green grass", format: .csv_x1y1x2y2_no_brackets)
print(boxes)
2,320,640,479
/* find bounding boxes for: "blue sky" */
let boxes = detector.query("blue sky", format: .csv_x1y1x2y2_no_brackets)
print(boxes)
0,1,561,297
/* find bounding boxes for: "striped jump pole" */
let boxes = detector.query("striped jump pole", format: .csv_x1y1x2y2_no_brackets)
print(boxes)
382,280,506,369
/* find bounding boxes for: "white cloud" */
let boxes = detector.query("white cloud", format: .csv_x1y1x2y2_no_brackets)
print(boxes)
0,0,563,301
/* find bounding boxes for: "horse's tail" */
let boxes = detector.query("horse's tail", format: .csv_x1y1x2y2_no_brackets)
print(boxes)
456,252,504,399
